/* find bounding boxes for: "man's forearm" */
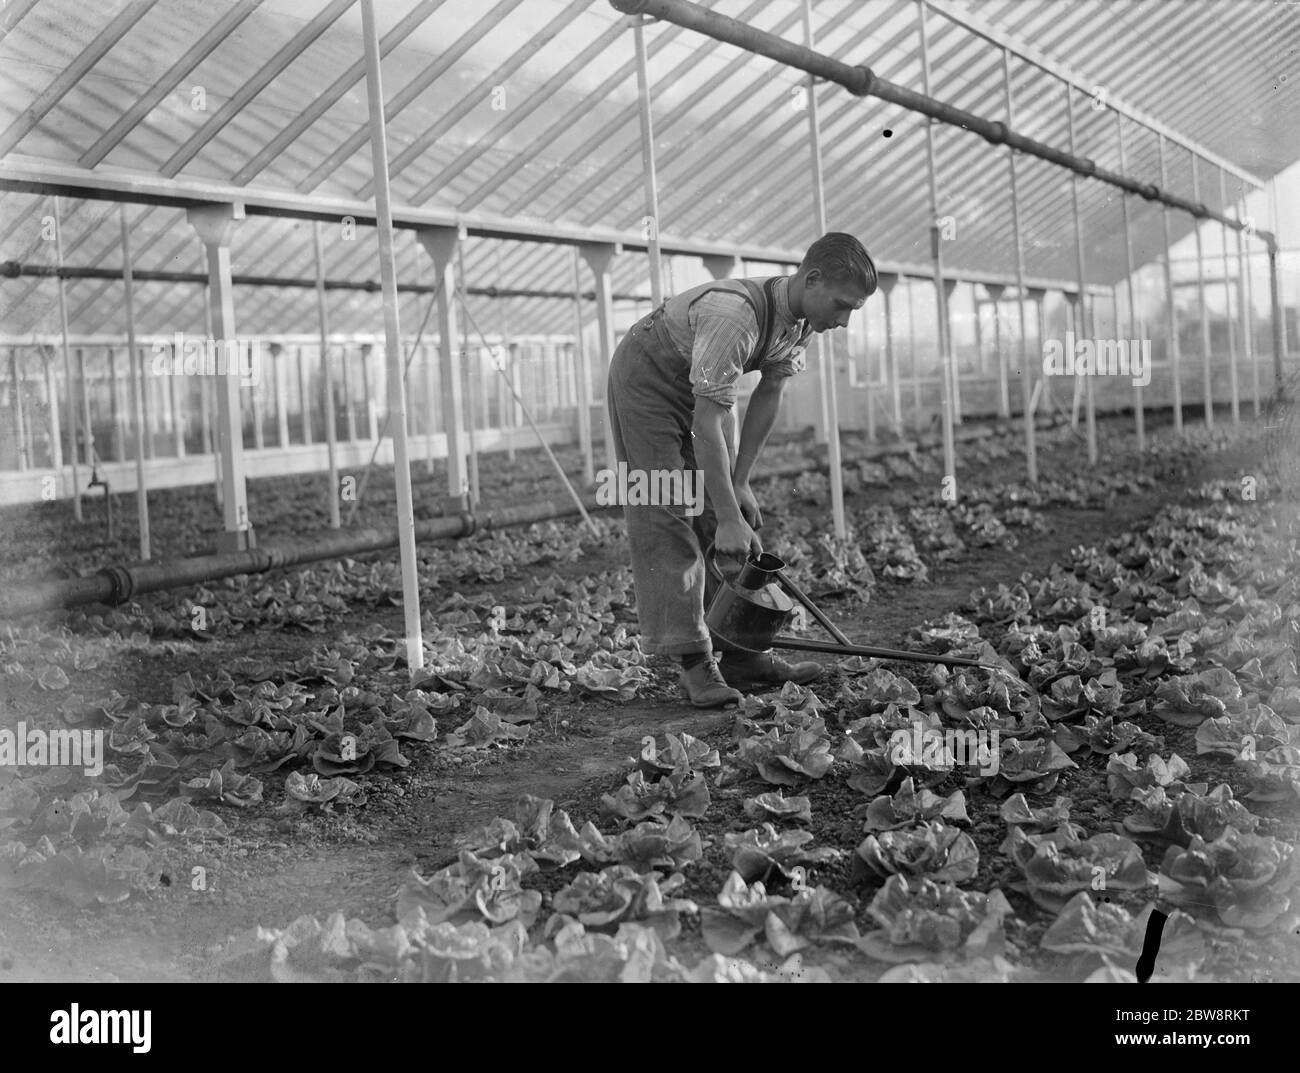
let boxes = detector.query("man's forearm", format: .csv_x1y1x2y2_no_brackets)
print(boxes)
733,379,784,484
693,401,744,524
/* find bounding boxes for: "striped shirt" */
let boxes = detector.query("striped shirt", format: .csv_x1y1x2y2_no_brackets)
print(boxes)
658,275,812,408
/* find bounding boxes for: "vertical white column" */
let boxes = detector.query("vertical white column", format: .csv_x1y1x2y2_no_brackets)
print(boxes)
1218,168,1240,427
571,248,593,483
1157,135,1184,435
918,2,958,497
121,205,150,559
1191,156,1214,429
580,242,621,473
187,202,252,550
273,342,290,448
417,225,470,509
361,0,423,672
53,198,81,518
1115,111,1144,452
312,220,340,528
804,0,845,533
1064,83,1097,464
631,15,664,307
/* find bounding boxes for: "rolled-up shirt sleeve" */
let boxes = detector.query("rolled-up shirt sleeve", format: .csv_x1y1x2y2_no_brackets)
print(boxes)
689,293,757,408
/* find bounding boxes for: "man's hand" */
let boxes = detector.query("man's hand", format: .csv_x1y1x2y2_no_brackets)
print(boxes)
714,516,761,562
734,481,763,530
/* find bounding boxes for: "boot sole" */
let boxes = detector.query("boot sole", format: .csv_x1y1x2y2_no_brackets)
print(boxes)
679,687,742,709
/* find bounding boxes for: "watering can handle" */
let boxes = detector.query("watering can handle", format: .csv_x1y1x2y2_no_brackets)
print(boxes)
703,542,747,583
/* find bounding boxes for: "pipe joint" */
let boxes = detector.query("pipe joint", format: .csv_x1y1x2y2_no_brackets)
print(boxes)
846,65,875,96
983,120,1007,145
458,510,477,537
98,565,135,605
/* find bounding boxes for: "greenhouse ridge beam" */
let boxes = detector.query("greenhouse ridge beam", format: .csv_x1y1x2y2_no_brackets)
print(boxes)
0,158,1111,297
608,0,1278,253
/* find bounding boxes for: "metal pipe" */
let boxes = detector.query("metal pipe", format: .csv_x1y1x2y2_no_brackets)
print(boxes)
1,415,1044,618
0,260,647,303
918,0,958,501
121,204,150,559
53,198,81,519
1115,111,1143,452
631,16,664,307
361,0,423,674
1003,48,1036,485
0,499,594,619
605,0,1273,248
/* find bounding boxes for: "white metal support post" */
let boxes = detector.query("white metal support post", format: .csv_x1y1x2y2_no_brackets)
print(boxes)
42,344,62,477
802,0,845,535
571,247,594,484
917,0,958,501
879,274,903,435
1003,47,1037,483
120,204,150,560
361,0,423,674
580,241,621,473
1218,168,1240,427
631,16,665,308
1190,156,1214,429
1064,83,1097,465
187,201,253,551
312,219,341,528
1115,111,1144,453
417,224,471,511
52,198,81,519
1236,191,1258,419
1157,135,1184,434
272,342,289,449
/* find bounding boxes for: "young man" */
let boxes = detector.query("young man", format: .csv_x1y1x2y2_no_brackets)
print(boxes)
606,232,878,708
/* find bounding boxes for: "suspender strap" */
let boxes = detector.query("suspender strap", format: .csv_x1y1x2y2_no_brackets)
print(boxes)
682,277,781,368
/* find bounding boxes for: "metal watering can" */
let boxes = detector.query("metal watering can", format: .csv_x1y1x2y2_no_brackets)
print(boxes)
704,547,996,669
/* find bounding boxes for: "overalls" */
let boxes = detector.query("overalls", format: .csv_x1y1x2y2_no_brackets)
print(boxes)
605,277,801,657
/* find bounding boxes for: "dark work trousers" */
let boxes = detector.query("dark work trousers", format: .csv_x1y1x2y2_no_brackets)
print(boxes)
606,307,736,657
